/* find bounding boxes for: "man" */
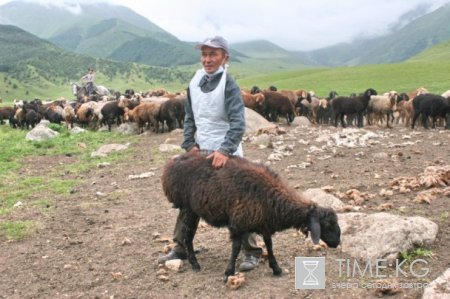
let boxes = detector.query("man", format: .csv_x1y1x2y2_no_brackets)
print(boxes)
158,36,262,272
81,68,95,96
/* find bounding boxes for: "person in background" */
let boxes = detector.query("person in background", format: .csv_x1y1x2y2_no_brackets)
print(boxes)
81,68,95,96
158,36,263,272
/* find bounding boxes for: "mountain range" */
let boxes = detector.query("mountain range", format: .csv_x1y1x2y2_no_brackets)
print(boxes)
1,1,450,68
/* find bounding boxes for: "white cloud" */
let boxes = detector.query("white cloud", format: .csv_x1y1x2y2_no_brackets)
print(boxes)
1,0,449,50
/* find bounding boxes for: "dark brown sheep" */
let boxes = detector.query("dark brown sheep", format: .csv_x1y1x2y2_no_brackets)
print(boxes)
161,152,340,279
159,96,185,132
0,106,15,125
261,91,296,124
331,88,377,128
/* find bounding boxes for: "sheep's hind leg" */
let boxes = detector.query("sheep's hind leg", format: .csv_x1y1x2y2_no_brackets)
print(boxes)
263,234,282,276
224,234,242,282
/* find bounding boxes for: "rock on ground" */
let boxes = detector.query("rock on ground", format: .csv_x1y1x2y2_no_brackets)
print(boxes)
91,143,129,157
338,212,438,263
25,120,59,141
422,267,450,299
302,188,347,211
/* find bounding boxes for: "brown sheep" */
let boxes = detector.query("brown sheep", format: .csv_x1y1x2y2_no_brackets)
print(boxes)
62,105,76,129
124,102,162,134
162,151,340,279
0,106,15,125
241,91,265,113
76,101,97,128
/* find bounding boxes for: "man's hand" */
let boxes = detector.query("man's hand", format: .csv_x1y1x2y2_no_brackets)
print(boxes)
206,151,229,169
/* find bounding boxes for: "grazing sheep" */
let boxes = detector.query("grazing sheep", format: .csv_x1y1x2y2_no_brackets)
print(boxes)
124,102,162,134
394,93,410,125
261,91,296,124
25,109,42,129
441,90,450,99
331,88,377,128
366,91,398,128
250,86,262,94
162,152,341,279
100,101,124,132
62,105,76,129
241,91,265,114
411,94,450,129
76,101,97,128
316,91,338,124
159,96,185,131
0,107,15,125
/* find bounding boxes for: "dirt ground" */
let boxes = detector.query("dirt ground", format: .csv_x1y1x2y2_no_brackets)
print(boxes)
0,121,449,299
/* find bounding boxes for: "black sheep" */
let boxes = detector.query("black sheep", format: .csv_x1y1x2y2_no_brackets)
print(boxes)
100,101,124,132
411,94,450,129
331,88,377,127
162,152,340,279
25,109,42,129
159,97,185,132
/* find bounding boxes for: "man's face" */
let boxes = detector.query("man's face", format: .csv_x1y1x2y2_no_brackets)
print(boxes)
201,46,228,74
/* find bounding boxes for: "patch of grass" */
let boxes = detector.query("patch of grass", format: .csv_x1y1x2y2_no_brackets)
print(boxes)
31,199,52,211
0,221,35,240
400,247,434,264
441,211,449,220
0,125,138,225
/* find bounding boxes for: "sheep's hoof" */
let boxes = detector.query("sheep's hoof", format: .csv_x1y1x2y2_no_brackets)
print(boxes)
272,268,283,276
191,263,201,272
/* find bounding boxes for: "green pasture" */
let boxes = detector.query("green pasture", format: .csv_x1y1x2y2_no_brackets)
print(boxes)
0,124,137,240
236,60,450,96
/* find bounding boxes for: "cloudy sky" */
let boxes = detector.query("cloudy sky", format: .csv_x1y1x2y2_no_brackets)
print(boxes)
1,0,449,50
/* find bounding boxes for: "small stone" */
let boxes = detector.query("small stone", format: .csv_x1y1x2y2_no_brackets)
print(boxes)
165,259,183,272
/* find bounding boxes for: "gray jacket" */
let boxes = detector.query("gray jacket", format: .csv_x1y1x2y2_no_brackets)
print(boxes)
181,71,245,156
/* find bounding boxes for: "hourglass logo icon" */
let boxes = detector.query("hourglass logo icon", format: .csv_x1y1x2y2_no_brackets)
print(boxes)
295,257,325,289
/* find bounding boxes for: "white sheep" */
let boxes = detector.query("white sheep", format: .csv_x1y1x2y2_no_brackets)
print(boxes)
366,91,398,128
441,90,450,99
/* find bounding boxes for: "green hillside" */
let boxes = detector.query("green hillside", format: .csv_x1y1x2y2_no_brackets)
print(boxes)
408,40,450,62
237,40,450,96
48,18,200,66
0,1,197,67
0,25,192,101
2,20,450,103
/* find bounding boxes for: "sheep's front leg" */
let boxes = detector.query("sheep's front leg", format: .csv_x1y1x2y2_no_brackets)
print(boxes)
181,211,201,271
263,234,282,276
224,234,242,281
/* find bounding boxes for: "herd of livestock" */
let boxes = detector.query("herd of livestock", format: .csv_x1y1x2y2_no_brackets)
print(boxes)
1,85,450,133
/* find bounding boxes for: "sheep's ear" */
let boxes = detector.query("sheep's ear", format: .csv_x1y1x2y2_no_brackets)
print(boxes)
309,216,321,244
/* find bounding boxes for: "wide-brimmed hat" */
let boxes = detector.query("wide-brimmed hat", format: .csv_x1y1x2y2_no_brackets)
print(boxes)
195,36,229,54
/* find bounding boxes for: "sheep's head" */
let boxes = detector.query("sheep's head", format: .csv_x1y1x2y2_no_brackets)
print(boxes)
309,206,341,248
254,93,265,105
364,88,378,98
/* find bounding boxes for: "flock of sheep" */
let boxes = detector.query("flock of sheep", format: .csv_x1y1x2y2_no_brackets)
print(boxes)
1,85,449,133
241,86,450,130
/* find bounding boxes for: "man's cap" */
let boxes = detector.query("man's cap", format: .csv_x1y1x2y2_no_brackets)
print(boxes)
195,36,229,54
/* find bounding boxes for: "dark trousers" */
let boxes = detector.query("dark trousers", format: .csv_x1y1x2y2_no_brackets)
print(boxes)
172,206,263,258
86,82,94,95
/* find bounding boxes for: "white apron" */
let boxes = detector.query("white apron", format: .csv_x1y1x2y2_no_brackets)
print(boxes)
189,68,243,157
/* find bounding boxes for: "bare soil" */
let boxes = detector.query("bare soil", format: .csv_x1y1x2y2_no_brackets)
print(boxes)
0,123,449,299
